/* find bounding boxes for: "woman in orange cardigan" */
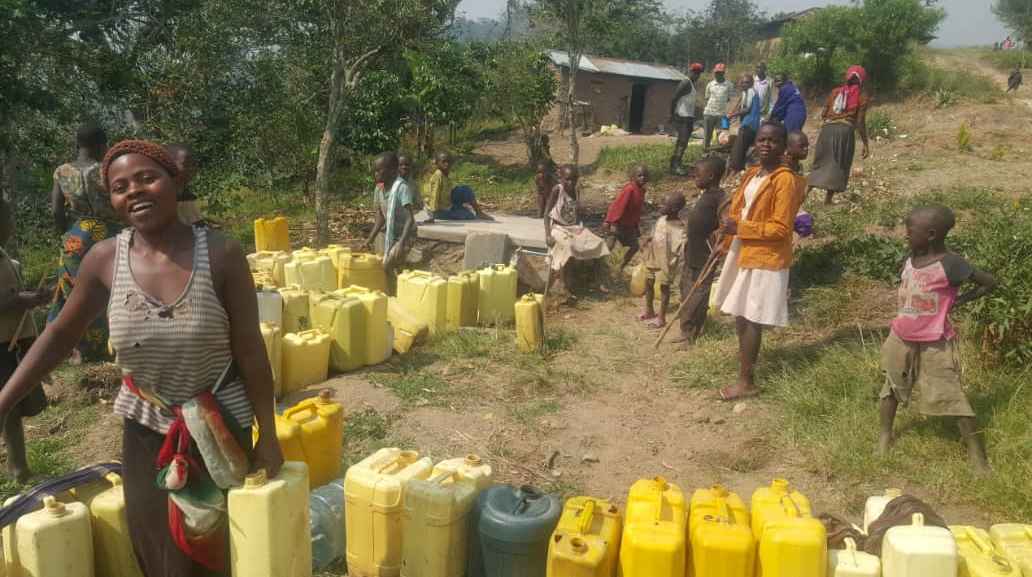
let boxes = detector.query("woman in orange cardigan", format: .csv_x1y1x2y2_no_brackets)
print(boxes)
714,122,803,401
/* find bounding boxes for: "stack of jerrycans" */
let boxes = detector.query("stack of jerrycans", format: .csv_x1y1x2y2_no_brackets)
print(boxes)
882,513,957,577
254,216,290,252
688,485,754,577
477,265,517,325
750,479,826,577
397,271,448,335
620,476,687,577
345,448,433,577
950,526,1018,577
402,455,493,577
446,272,479,330
990,524,1032,576
286,248,336,293
547,496,622,577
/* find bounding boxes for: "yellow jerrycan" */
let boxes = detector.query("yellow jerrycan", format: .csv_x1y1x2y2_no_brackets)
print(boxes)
321,245,351,272
863,489,902,534
388,297,429,354
951,526,1018,577
70,473,144,577
620,476,687,577
346,448,434,577
401,456,492,577
515,294,545,353
828,538,880,577
281,329,331,394
278,286,311,334
547,497,622,577
283,390,344,488
310,291,366,372
882,513,957,577
254,216,290,252
750,479,813,540
477,265,518,325
688,485,754,577
15,496,94,577
286,251,336,293
260,322,283,397
228,462,312,577
248,250,292,286
397,271,448,335
758,516,827,577
446,272,479,329
337,287,390,365
254,411,307,465
628,263,647,297
339,252,387,292
990,524,1032,577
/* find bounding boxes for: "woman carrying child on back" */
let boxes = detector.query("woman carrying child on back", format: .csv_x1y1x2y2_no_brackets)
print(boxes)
714,122,803,401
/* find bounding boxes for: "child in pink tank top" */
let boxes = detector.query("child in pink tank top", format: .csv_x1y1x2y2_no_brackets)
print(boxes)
878,205,997,474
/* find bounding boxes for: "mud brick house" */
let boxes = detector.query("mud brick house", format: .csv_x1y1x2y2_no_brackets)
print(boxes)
546,50,687,134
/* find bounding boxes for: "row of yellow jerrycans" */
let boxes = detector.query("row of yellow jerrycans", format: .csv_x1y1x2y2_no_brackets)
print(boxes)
248,244,387,294
1,464,314,577
394,265,518,333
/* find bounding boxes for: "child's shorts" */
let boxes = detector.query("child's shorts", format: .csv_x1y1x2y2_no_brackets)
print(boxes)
879,332,975,417
611,226,640,251
645,267,671,286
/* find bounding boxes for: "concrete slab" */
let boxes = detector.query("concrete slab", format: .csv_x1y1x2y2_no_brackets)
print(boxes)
463,232,511,270
417,214,547,250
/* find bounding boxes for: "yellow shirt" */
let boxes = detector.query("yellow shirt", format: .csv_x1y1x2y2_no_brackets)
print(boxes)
424,169,451,212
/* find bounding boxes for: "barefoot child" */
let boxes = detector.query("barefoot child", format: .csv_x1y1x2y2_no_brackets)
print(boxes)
879,205,996,473
714,122,803,401
534,161,556,218
545,165,610,299
603,164,649,270
363,152,416,292
640,192,687,328
673,157,726,346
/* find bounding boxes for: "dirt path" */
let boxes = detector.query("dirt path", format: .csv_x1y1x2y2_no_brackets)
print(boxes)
476,133,673,167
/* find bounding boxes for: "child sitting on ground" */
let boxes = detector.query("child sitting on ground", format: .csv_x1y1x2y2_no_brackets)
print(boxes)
545,165,610,301
534,160,556,218
673,157,726,346
879,205,996,473
640,191,687,328
603,164,649,271
424,151,492,223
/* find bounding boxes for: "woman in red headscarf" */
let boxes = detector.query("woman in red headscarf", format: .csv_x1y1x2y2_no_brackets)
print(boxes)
808,65,871,205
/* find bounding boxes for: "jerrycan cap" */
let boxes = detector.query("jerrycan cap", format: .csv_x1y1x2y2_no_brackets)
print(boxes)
42,495,67,516
653,476,669,490
710,484,730,497
771,478,791,493
465,454,483,467
318,389,334,404
245,469,269,489
569,537,589,554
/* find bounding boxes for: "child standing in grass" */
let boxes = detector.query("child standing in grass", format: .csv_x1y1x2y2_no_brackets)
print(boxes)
603,164,649,271
640,192,687,328
879,205,996,473
673,157,726,346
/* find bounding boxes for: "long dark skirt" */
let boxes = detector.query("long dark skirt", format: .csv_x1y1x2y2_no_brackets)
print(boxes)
729,125,757,172
123,419,252,577
808,122,856,192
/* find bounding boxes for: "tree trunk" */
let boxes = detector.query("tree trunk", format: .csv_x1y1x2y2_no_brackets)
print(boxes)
315,62,346,247
567,51,580,167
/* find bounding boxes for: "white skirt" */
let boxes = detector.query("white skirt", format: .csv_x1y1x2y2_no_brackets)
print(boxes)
716,239,790,327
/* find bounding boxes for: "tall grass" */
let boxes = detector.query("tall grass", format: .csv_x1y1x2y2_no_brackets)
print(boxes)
595,143,702,181
902,60,1001,105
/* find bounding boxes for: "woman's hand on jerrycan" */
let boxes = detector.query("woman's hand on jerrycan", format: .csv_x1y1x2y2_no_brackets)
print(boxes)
252,432,284,478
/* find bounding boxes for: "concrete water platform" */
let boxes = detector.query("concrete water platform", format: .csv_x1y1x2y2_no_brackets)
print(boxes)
416,214,547,250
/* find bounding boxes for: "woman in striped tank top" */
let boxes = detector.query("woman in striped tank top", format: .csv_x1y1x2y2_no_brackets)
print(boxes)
0,140,283,577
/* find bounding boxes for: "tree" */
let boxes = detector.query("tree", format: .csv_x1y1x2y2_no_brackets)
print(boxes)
482,42,559,168
671,0,765,68
993,0,1032,44
404,41,485,158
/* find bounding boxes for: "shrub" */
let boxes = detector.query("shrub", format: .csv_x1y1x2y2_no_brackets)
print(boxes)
957,123,973,152
983,48,1029,72
866,110,897,139
900,58,1001,104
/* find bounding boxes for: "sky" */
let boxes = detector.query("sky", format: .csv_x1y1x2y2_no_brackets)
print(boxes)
455,0,1010,48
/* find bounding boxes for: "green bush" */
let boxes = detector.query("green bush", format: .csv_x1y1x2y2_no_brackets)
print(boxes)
982,47,1030,72
900,58,1000,104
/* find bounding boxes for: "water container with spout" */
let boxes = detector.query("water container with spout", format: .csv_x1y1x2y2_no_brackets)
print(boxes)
345,448,433,577
255,216,290,252
14,496,94,577
990,524,1032,577
279,286,311,334
281,329,331,394
546,497,621,577
951,526,1017,577
229,462,312,577
688,485,754,577
261,322,283,397
336,287,390,365
70,473,144,577
863,489,903,533
620,476,687,577
476,484,561,577
286,251,336,293
477,265,517,325
284,390,344,488
446,272,479,329
750,478,813,540
310,291,365,372
388,297,429,354
515,294,545,353
401,456,492,577
759,516,827,577
828,538,880,577
339,252,387,292
257,289,283,326
397,271,448,335
882,513,957,577
311,479,347,571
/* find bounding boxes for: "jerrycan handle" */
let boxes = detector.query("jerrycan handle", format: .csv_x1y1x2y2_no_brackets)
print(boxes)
844,537,860,566
780,493,803,518
576,499,597,534
962,527,1015,572
431,470,458,485
652,477,669,523
912,512,924,527
513,486,544,515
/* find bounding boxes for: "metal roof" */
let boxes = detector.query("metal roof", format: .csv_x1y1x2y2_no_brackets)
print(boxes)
547,50,686,82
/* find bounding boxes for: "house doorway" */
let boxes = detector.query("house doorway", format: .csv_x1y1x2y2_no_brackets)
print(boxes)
629,83,648,133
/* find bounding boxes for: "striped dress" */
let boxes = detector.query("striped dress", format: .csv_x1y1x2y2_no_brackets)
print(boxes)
109,227,254,433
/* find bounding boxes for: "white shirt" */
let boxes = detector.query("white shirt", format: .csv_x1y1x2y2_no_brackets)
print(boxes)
675,80,697,118
704,80,733,117
753,76,772,114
